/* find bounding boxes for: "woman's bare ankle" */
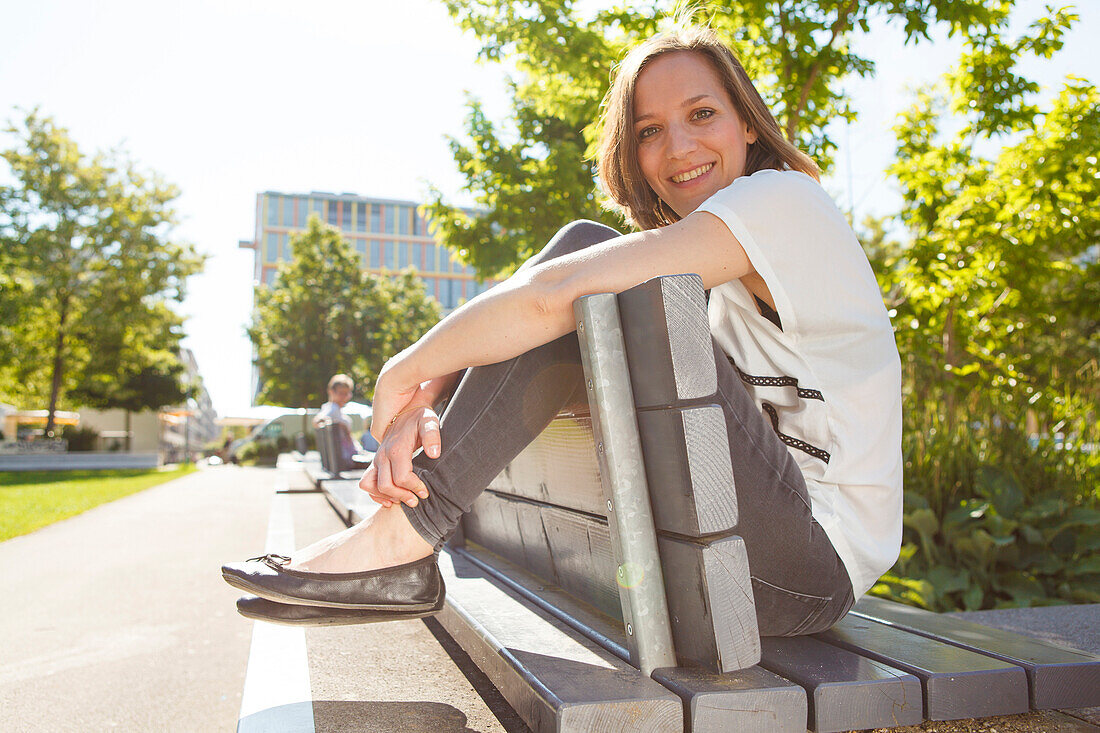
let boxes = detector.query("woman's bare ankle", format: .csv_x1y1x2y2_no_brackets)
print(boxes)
289,503,434,573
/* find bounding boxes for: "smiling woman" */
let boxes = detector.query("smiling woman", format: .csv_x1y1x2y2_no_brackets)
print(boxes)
222,23,903,639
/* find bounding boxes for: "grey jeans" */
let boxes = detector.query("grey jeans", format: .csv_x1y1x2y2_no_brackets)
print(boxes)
403,220,854,636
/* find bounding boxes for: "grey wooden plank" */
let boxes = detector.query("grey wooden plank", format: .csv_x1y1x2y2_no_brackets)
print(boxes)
816,614,1030,720
460,544,804,733
303,462,330,487
488,410,739,539
318,479,373,526
464,491,758,673
637,405,737,537
853,596,1100,710
465,491,623,619
458,543,633,660
436,549,684,733
617,274,716,408
487,414,607,517
758,635,923,733
652,665,806,733
656,533,759,672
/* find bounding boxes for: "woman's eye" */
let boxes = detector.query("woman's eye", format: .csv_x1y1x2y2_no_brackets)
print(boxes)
638,126,658,141
692,108,715,121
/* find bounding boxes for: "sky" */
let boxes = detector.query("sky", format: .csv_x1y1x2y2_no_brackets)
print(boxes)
2,0,1096,418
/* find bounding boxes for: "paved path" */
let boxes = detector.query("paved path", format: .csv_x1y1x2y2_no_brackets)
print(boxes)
0,463,526,732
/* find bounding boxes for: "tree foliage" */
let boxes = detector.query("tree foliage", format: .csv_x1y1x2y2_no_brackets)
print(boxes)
427,0,998,276
0,110,203,433
248,216,442,408
865,6,1100,610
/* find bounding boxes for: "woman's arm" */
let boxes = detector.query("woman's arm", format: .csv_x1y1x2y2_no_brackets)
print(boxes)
371,210,749,433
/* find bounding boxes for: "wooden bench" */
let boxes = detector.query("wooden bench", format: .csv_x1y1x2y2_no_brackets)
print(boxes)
319,274,1100,732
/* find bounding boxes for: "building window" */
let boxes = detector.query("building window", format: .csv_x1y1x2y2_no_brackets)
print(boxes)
327,200,339,226
263,268,276,285
371,205,381,233
266,196,278,226
341,200,352,230
385,241,397,269
296,198,307,227
357,203,367,232
370,240,380,268
397,206,410,235
386,205,398,234
282,233,291,260
265,233,278,262
310,198,323,223
398,242,408,269
282,198,294,227
425,244,438,272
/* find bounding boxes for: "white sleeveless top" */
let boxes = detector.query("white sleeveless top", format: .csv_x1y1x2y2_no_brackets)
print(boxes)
696,169,903,597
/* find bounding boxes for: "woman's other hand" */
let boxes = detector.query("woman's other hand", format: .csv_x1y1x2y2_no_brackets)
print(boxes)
359,405,441,508
368,359,420,444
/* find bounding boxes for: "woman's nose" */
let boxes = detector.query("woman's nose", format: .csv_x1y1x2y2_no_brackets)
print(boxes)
666,123,698,159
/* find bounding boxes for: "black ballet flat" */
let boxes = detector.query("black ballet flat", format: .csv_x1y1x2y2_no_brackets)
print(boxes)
221,553,444,611
235,594,444,626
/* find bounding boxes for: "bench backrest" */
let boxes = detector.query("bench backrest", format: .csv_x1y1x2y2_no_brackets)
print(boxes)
460,274,760,673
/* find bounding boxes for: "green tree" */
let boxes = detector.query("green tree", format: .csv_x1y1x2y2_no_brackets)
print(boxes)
68,302,192,450
867,6,1100,611
248,216,442,409
0,110,203,434
427,0,998,276
886,5,1096,455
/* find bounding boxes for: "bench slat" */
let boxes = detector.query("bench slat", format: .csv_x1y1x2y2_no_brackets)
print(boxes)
652,665,806,733
458,544,805,733
464,490,759,672
637,405,738,537
758,635,924,733
852,596,1100,710
486,415,606,517
617,274,716,408
436,549,684,733
815,615,1029,720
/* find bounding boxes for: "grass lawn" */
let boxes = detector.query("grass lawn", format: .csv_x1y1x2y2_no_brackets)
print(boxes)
0,464,197,542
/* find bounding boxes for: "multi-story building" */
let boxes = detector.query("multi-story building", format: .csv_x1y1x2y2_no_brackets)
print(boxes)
239,191,492,311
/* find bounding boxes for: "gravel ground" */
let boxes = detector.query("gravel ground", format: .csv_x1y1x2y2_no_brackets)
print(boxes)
866,710,1099,732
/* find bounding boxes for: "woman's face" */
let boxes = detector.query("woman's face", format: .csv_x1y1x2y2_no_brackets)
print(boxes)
633,51,756,220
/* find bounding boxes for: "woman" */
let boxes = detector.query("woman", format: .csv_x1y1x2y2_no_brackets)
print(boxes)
223,25,902,637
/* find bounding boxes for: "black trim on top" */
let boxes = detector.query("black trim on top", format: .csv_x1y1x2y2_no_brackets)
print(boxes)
761,403,831,464
728,357,825,402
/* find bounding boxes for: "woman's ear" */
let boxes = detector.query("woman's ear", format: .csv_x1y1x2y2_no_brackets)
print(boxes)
746,126,758,145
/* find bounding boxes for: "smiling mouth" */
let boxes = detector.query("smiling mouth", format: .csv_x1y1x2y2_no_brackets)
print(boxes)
671,163,714,183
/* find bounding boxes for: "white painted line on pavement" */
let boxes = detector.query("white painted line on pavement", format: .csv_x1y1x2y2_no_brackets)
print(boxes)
238,477,316,733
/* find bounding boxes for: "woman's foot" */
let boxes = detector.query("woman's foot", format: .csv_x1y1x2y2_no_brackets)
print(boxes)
288,503,435,574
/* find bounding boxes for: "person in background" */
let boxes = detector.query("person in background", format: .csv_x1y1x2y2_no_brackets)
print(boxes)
314,373,368,471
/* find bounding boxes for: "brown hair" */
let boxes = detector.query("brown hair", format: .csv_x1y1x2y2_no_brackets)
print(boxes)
596,25,819,230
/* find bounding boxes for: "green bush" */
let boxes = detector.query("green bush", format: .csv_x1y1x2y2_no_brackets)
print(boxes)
870,424,1100,611
63,426,99,452
236,440,280,466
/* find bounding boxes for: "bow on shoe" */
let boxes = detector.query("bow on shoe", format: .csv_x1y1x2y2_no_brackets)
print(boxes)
247,554,292,570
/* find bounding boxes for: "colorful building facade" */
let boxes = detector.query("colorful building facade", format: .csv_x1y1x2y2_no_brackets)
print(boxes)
239,191,492,311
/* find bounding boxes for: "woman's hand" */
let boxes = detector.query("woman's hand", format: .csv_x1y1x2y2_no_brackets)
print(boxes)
359,404,441,508
368,359,421,444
